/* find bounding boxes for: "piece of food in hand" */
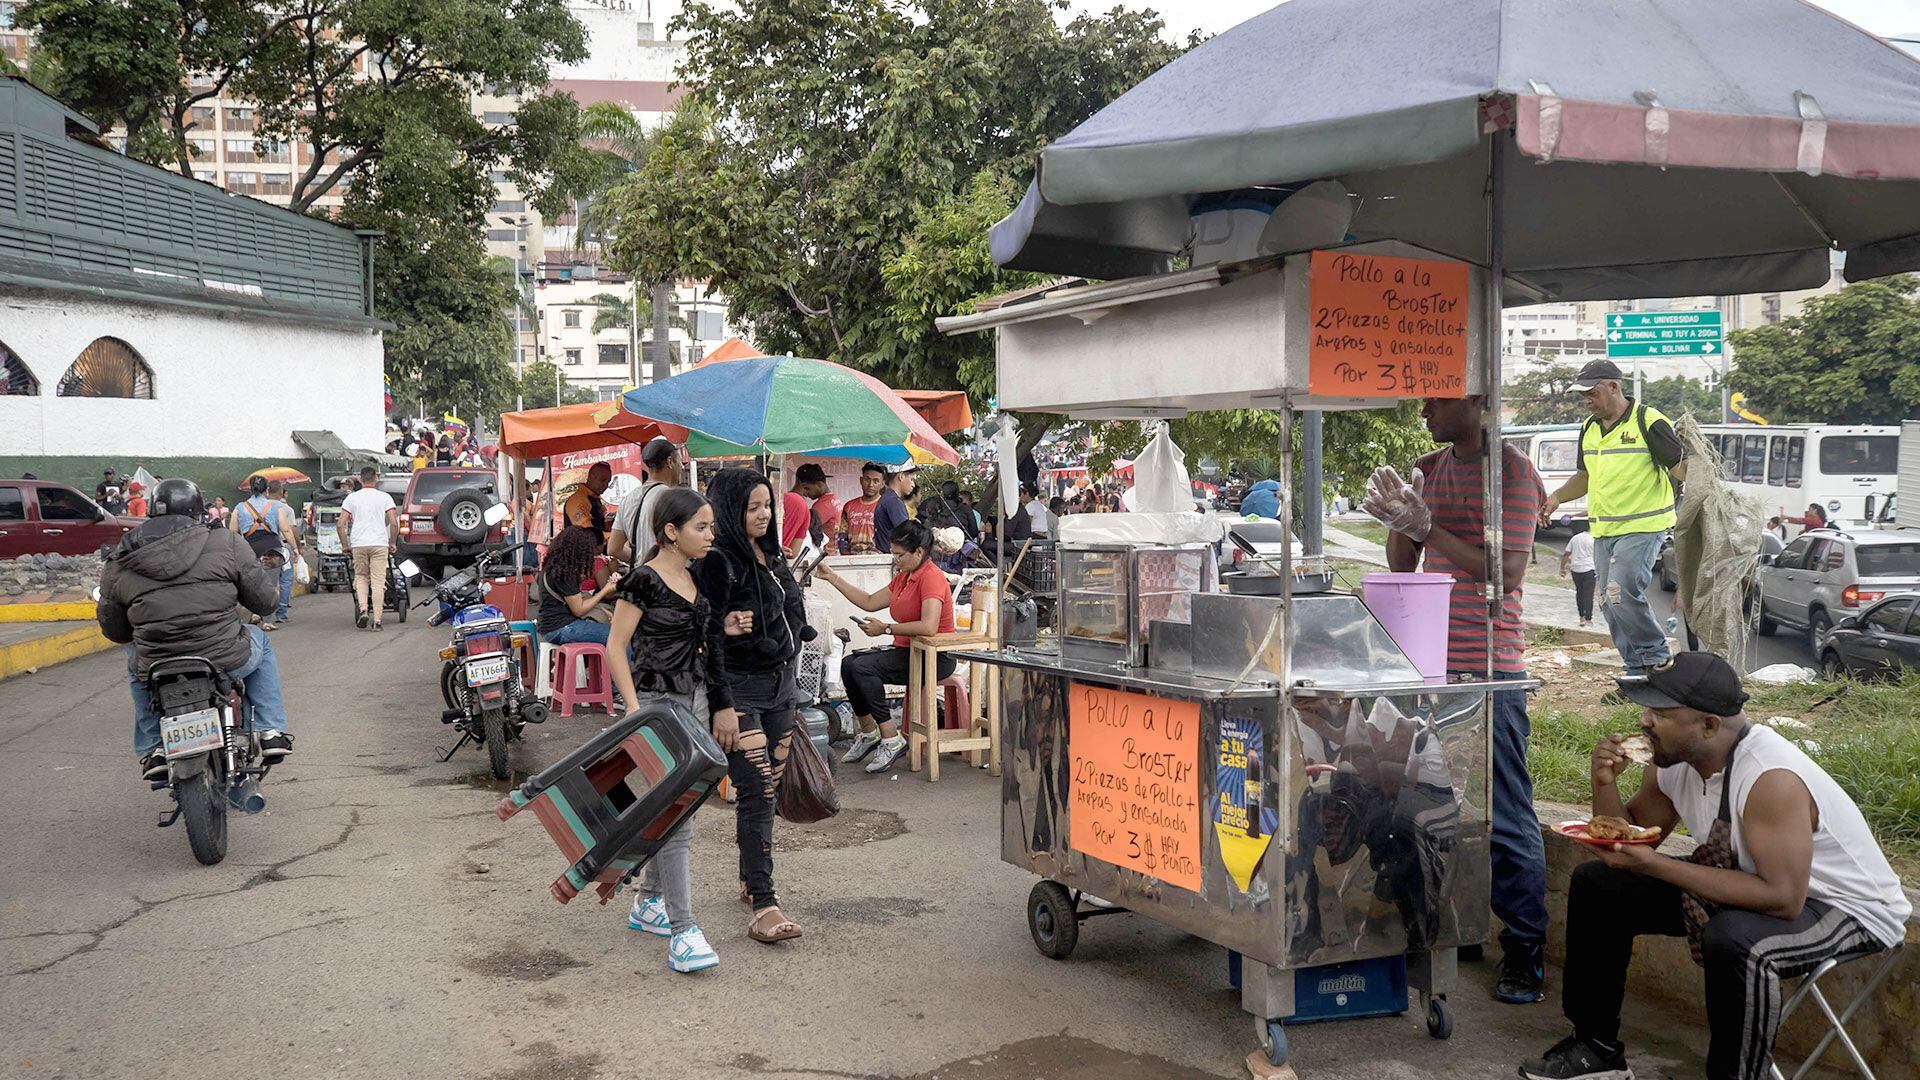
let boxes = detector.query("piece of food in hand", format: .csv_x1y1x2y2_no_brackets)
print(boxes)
1618,735,1654,765
1585,815,1660,842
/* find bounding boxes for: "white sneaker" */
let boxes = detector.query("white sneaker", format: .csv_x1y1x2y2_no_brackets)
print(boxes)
865,735,908,774
841,729,881,764
628,893,670,937
668,925,718,973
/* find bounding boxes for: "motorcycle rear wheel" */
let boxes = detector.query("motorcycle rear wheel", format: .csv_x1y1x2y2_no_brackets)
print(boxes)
482,707,510,780
179,767,228,865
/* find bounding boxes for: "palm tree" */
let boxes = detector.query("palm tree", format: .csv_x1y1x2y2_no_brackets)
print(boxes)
575,102,678,385
589,291,689,376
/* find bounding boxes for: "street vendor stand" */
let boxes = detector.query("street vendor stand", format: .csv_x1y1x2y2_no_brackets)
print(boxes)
933,2,1920,1071
940,243,1516,1069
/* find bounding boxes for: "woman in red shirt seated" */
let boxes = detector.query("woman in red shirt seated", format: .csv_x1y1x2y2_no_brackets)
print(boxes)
813,519,955,774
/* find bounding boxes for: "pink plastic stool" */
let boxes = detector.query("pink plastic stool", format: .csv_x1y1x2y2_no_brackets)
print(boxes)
546,642,615,718
905,674,971,729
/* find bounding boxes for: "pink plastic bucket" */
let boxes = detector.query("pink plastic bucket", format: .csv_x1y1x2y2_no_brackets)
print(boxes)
1360,572,1456,685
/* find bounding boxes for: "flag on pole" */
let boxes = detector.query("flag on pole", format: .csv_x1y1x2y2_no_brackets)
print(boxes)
442,413,469,439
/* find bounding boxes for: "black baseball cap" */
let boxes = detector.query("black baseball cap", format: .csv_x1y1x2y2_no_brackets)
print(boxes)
1615,651,1749,716
641,436,679,470
1569,359,1624,391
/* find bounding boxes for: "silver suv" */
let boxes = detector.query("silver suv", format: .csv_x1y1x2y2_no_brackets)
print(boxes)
1752,528,1920,647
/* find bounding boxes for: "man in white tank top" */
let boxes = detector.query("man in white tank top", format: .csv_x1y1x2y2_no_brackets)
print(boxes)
1521,651,1910,1080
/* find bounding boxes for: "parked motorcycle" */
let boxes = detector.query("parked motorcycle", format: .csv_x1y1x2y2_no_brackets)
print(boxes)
145,657,270,865
410,516,545,779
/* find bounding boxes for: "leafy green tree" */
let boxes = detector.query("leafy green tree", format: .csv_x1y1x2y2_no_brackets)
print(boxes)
1728,277,1920,425
1639,375,1720,422
18,0,606,416
517,360,593,410
1506,362,1588,425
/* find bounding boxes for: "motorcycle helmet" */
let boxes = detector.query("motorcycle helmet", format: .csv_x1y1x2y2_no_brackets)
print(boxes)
248,474,268,496
151,477,206,519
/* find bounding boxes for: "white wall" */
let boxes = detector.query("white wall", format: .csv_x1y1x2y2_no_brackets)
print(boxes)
0,290,385,458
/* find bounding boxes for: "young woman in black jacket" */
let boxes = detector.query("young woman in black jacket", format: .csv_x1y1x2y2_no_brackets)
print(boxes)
696,467,812,943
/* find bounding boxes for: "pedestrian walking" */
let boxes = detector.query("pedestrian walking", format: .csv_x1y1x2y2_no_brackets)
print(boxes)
338,466,398,631
696,467,810,944
232,477,300,629
1365,394,1551,1005
1541,360,1686,678
607,487,741,974
1560,525,1597,627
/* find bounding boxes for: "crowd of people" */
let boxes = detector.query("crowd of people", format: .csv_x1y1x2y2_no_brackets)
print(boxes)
386,417,496,471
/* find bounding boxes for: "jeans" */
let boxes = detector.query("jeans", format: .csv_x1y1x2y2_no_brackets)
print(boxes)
351,546,389,621
1571,569,1596,622
542,619,611,646
276,560,293,621
1562,861,1883,1080
130,625,287,756
841,645,954,726
1452,668,1548,953
1594,531,1669,675
725,670,797,911
636,684,704,933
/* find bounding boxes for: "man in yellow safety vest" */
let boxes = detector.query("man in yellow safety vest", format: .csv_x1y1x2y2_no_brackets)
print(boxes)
1540,360,1688,678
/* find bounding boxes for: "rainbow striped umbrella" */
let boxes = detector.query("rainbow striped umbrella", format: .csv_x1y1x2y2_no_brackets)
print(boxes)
618,356,959,465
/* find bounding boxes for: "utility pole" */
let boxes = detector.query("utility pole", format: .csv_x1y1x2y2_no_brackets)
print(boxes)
1720,294,1736,423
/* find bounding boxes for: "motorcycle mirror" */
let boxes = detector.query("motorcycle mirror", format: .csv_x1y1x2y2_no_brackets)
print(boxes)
399,559,421,577
482,503,510,527
90,587,101,602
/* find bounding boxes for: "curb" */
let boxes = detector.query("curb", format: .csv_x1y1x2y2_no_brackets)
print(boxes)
0,601,97,622
0,624,113,681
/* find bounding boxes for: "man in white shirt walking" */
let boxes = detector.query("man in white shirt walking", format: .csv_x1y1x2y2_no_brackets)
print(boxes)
1520,652,1911,1080
338,466,399,631
1559,525,1597,627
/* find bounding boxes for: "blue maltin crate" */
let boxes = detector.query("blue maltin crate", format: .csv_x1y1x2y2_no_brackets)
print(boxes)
1228,952,1409,1024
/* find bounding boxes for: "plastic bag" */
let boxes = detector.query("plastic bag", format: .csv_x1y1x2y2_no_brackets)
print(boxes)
776,723,840,823
293,557,311,586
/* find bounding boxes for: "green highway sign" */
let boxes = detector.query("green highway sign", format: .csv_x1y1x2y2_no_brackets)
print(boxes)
1606,310,1723,359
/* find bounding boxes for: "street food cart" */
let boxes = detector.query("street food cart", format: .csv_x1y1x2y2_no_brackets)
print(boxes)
939,241,1530,1070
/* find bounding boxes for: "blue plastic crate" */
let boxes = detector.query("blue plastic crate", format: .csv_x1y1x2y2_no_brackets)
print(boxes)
1227,952,1409,1025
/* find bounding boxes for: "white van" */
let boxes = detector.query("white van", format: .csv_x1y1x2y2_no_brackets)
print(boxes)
1698,425,1898,528
1503,425,1585,529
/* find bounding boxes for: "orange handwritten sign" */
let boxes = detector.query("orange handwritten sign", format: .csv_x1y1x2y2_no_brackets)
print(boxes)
1068,682,1202,892
1307,250,1470,398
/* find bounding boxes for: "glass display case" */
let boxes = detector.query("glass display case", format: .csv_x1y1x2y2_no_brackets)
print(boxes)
1058,543,1212,665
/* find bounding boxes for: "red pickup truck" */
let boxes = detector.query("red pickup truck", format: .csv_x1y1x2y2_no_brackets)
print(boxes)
0,479,141,559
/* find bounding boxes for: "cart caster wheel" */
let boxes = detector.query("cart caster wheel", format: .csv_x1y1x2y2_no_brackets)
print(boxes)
1260,1019,1289,1066
1027,881,1079,960
1425,995,1454,1040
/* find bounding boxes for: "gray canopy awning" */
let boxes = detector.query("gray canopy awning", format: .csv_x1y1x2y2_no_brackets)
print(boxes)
992,0,1920,300
291,430,354,458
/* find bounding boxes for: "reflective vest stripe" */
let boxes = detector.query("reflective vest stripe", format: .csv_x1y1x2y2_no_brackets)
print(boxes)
1592,505,1676,523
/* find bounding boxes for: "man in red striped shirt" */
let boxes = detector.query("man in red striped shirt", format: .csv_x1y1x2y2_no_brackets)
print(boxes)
1364,394,1549,1006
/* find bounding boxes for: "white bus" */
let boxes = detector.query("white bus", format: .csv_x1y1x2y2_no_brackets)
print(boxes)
1697,424,1899,527
1503,425,1585,529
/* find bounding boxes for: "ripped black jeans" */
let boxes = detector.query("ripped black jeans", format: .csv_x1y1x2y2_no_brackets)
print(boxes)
724,671,797,911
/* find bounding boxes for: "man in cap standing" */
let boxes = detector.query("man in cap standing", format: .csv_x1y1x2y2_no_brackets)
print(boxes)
1540,360,1686,678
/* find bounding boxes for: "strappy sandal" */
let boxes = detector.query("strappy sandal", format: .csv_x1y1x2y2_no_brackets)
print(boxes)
748,906,802,943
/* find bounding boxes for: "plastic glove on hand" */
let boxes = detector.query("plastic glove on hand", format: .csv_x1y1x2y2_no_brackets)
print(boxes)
1360,466,1432,541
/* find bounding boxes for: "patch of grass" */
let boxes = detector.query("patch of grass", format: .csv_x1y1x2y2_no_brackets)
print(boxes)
1530,706,1645,805
1529,625,1565,649
1334,520,1390,547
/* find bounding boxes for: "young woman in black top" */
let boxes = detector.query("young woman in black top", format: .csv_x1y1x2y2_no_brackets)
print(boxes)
697,467,813,943
607,488,743,973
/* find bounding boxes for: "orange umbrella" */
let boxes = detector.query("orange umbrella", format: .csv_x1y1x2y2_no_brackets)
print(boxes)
240,466,310,490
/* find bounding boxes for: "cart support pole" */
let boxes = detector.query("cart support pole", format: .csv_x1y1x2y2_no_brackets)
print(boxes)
1483,131,1507,686
1301,410,1323,554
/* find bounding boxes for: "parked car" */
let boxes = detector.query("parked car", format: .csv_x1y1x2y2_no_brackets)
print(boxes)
1751,528,1920,648
395,468,510,578
1654,528,1783,595
1817,593,1920,680
0,479,140,558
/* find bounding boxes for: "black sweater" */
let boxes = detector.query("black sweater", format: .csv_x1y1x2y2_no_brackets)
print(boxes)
693,546,810,711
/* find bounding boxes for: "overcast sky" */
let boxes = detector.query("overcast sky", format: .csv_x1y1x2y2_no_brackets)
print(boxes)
1075,0,1915,40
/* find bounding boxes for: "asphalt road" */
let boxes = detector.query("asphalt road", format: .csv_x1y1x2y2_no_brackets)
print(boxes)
1533,531,1815,671
1,591,1717,1079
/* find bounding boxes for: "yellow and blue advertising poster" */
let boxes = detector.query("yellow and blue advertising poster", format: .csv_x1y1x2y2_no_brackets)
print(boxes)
1213,713,1277,893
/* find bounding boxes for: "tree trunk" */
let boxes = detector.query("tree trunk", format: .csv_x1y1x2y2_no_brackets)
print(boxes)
649,281,672,384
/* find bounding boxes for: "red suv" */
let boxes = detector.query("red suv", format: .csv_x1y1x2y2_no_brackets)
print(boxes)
396,468,511,577
0,479,141,559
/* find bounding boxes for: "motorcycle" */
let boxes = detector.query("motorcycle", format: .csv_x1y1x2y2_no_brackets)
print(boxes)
409,515,545,779
145,657,270,865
